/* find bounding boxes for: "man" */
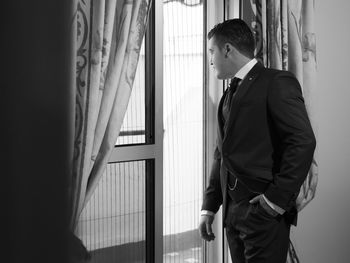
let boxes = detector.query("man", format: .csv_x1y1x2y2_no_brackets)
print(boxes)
198,19,316,263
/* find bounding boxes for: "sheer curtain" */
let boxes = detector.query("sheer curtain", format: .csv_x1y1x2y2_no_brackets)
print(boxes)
69,0,152,235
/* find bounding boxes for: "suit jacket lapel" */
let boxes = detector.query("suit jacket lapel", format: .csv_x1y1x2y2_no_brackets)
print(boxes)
223,62,265,145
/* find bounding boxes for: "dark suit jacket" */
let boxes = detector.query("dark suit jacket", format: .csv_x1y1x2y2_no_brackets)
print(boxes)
202,62,316,224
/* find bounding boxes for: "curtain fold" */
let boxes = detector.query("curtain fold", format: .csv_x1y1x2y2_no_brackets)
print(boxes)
252,0,318,213
69,0,152,231
249,1,317,262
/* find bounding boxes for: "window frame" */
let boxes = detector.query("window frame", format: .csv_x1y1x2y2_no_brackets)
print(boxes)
109,1,213,262
108,2,163,262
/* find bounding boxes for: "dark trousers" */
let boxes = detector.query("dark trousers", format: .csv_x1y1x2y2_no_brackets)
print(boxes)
225,197,290,263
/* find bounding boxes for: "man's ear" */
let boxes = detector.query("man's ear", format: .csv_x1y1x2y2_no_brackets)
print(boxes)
225,43,237,56
225,44,231,54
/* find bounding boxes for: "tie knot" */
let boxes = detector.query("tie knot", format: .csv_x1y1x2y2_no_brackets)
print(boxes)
228,77,241,93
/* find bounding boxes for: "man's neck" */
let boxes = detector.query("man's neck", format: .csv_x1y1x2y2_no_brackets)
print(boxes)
235,58,257,80
235,57,252,72
227,55,253,79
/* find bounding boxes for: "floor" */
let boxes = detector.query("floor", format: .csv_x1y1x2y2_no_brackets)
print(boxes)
163,247,202,263
89,245,202,263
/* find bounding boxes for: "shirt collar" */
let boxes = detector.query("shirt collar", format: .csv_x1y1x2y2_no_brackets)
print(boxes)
234,58,258,80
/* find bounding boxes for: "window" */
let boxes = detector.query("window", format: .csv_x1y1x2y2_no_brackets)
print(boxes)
77,160,149,262
76,5,158,261
76,1,206,262
116,40,147,146
163,0,204,262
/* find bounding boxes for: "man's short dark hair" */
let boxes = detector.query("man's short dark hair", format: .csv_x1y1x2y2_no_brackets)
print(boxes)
208,19,255,58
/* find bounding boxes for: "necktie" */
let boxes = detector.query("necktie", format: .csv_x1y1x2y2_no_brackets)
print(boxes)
228,77,241,94
226,77,241,107
222,77,241,125
225,77,241,191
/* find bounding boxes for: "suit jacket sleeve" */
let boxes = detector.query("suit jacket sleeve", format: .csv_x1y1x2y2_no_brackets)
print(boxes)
264,71,316,210
201,146,223,213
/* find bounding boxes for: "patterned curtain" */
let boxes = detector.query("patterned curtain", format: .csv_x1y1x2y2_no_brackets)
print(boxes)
246,0,318,262
249,0,318,213
69,0,152,234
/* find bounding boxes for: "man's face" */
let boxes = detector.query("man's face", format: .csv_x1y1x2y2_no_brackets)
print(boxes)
208,37,230,80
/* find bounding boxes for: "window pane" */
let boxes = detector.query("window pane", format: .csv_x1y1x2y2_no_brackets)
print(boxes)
76,161,147,263
116,40,146,145
163,1,204,262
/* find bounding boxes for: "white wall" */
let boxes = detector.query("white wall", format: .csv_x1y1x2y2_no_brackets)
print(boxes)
293,1,350,262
